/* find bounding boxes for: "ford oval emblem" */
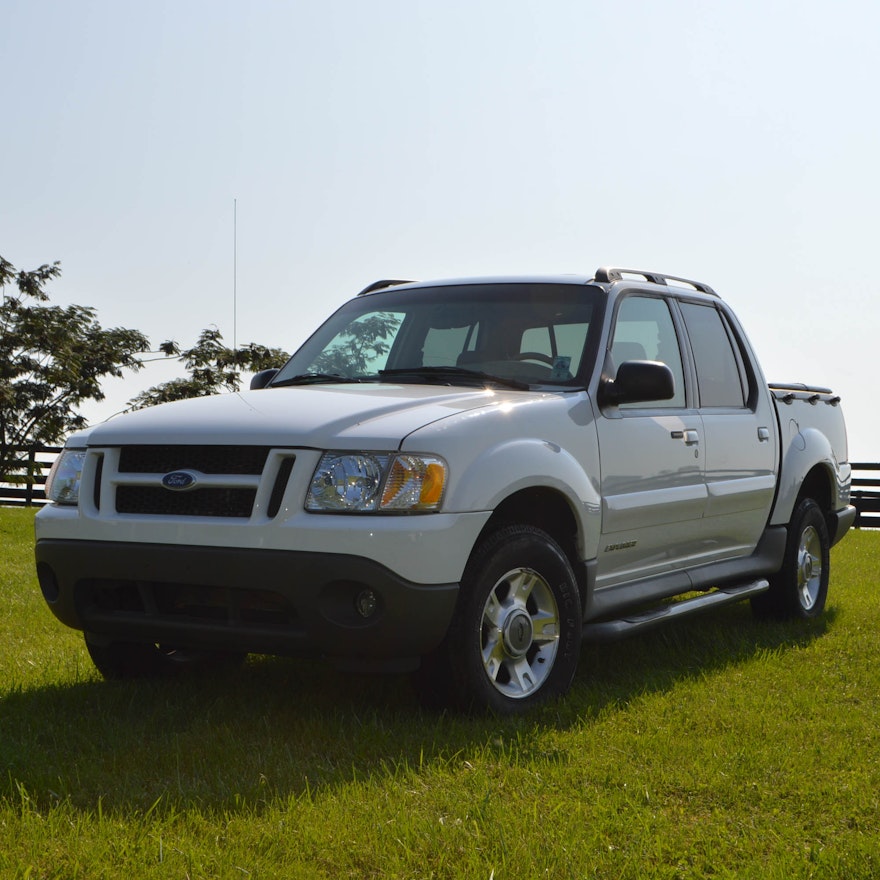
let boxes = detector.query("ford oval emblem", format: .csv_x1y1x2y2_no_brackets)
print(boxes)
161,470,198,491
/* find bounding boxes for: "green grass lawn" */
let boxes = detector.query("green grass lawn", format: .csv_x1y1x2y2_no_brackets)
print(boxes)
2,506,879,879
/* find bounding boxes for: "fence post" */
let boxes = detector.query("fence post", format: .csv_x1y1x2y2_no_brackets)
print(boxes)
25,446,36,506
1,444,62,506
850,463,880,530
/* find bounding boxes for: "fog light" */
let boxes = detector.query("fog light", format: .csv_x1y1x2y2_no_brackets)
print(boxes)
355,589,378,618
36,562,59,602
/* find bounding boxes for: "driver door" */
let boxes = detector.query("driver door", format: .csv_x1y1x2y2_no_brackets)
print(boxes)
595,294,707,588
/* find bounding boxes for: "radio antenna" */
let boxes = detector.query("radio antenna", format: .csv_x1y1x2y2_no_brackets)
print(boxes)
233,197,238,352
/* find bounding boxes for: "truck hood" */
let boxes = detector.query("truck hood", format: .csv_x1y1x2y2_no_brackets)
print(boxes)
81,384,552,449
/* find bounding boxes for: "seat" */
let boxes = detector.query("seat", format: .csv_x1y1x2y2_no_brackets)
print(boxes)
611,341,648,364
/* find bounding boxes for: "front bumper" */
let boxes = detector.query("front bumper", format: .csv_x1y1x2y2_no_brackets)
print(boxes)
831,504,858,546
35,539,459,663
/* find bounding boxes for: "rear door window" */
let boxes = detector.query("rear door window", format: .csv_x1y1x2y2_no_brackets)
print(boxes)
680,302,747,408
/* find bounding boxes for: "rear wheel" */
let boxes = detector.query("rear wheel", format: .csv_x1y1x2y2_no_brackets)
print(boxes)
752,498,830,620
428,525,582,714
84,634,245,680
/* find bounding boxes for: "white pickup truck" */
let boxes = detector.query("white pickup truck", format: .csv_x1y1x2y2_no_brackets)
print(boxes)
35,268,856,713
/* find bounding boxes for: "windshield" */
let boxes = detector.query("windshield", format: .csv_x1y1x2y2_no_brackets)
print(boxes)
271,282,601,389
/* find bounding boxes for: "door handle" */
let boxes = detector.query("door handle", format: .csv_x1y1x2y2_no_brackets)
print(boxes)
671,429,700,445
758,426,770,442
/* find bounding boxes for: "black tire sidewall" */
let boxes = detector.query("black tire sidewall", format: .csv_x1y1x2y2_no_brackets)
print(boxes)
447,524,582,714
763,498,830,620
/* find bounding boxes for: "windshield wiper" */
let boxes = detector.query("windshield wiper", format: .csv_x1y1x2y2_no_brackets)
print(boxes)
378,366,529,391
270,372,377,387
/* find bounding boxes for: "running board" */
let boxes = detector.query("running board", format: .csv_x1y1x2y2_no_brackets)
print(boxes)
582,579,770,643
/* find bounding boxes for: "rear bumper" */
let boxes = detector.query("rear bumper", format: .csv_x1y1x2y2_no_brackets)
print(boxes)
35,539,459,663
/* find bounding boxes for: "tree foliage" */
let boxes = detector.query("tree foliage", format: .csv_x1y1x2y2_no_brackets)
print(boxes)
0,256,150,477
310,313,401,375
127,327,289,410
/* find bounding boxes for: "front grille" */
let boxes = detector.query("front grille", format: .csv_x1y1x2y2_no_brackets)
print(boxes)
103,445,284,518
118,445,271,475
80,578,299,628
116,486,257,518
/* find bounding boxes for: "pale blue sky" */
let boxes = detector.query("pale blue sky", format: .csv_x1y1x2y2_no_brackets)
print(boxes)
2,0,878,458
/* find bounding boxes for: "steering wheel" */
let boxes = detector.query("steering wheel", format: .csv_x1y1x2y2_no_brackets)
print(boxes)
513,351,555,365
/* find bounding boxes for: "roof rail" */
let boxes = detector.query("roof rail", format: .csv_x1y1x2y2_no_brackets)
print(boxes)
357,279,416,296
593,267,717,296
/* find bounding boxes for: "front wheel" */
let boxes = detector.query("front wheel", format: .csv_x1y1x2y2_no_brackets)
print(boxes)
84,634,245,680
438,525,582,714
752,498,830,620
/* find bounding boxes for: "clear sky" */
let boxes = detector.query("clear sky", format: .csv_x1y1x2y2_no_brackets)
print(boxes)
2,0,878,459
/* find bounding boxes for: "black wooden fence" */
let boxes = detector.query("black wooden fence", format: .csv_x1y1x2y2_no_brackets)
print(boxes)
3,449,880,527
0,445,63,506
850,462,880,530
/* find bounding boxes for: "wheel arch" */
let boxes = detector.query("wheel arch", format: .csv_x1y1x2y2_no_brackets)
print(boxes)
797,464,833,510
474,486,589,610
796,463,843,543
773,421,850,526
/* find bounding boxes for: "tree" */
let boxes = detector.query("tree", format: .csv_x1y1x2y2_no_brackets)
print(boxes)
310,313,401,375
0,256,150,478
126,327,289,410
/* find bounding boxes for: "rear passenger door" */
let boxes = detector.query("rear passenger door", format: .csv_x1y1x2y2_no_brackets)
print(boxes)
678,300,777,556
595,294,707,588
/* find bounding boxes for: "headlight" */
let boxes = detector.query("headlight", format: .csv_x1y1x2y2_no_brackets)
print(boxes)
44,448,87,505
306,452,447,513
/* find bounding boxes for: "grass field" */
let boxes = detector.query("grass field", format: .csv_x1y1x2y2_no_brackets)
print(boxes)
2,507,879,879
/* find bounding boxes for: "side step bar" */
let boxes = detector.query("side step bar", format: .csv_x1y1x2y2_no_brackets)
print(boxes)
582,579,770,643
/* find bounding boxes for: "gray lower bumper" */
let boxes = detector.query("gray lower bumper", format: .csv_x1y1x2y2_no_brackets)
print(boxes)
35,539,459,662
831,504,858,546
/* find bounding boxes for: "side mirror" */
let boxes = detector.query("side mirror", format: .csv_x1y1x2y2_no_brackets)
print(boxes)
601,360,674,407
250,368,279,390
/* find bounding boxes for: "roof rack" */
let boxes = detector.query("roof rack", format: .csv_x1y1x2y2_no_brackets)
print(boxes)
357,279,416,296
593,267,717,296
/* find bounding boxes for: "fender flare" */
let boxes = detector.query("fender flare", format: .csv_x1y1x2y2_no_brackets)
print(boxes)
772,424,846,525
442,437,603,558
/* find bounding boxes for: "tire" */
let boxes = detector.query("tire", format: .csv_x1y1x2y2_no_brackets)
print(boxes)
431,525,582,715
751,498,830,620
84,634,245,680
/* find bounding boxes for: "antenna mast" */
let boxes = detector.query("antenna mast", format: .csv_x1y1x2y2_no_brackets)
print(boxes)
233,198,237,352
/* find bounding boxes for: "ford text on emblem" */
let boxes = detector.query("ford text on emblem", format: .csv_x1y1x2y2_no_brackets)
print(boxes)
161,470,198,491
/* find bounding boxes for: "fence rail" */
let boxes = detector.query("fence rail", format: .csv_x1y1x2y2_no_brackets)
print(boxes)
3,449,880,527
850,462,880,530
1,445,63,506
